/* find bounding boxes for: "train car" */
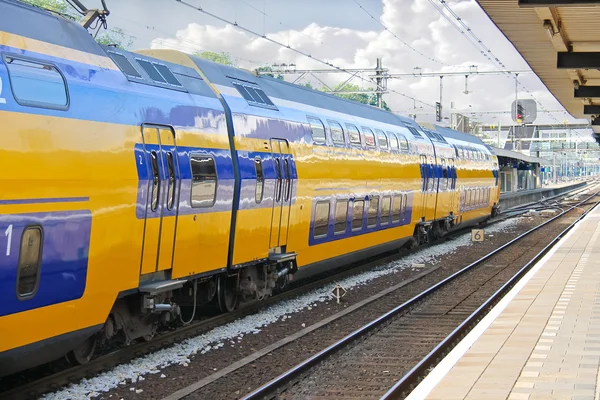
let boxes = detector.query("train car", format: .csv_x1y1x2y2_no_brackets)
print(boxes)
0,0,499,377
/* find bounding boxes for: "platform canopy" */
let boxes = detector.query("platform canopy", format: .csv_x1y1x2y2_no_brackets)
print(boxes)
475,0,600,142
490,145,552,165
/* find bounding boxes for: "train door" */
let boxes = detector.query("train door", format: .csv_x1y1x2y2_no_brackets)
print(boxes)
138,125,181,276
419,155,427,220
449,158,456,212
269,138,292,250
424,155,437,221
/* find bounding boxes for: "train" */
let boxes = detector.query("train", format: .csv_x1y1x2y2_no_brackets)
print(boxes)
0,0,500,377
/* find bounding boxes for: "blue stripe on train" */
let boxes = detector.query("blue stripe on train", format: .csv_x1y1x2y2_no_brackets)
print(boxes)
0,210,92,317
133,144,299,219
308,193,414,246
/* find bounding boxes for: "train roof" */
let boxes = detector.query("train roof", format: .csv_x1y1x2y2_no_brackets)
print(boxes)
432,125,487,146
1,0,106,57
190,55,406,127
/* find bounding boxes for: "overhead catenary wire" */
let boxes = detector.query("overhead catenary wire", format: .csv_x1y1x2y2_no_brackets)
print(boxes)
174,0,435,108
353,0,449,67
427,0,565,126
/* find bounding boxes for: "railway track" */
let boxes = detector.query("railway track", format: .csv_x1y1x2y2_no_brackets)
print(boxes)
1,184,592,400
231,188,600,400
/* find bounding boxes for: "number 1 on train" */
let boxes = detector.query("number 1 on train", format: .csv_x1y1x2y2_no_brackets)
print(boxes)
5,224,13,256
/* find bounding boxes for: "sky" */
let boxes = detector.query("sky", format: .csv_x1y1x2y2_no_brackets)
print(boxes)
87,0,590,135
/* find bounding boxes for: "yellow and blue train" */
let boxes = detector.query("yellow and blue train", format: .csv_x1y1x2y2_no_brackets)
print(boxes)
0,0,500,377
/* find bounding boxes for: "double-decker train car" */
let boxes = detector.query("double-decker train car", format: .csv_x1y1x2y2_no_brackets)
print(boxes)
0,0,499,377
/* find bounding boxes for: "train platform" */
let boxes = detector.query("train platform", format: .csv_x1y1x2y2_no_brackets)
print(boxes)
406,203,600,400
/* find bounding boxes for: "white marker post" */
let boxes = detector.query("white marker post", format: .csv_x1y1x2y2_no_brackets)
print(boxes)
331,282,347,304
472,229,484,242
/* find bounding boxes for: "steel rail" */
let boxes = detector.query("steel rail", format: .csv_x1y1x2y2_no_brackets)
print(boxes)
240,188,600,400
3,185,587,399
380,193,600,399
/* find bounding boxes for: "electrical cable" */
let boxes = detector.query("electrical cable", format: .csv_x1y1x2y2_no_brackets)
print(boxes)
175,0,435,108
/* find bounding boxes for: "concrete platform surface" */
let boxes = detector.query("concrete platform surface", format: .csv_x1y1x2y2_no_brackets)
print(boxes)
406,204,600,400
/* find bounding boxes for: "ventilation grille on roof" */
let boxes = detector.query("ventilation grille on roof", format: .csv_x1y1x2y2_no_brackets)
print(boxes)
108,52,142,78
233,82,278,110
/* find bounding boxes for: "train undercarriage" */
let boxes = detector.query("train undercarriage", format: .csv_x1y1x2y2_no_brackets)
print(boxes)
64,257,297,367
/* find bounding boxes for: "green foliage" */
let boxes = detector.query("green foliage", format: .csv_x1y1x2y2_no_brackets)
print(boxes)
95,28,133,50
321,83,391,110
194,51,235,66
22,0,70,14
23,0,132,49
254,66,283,80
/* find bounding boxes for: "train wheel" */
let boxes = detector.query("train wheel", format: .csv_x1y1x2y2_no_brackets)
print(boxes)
217,274,239,313
66,336,96,365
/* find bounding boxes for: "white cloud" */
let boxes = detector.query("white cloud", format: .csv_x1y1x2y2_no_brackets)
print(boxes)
150,0,588,129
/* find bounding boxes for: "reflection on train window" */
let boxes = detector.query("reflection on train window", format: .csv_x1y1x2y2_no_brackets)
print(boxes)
381,196,391,225
397,133,409,153
254,157,264,203
334,199,348,234
375,130,388,150
402,194,408,219
361,127,376,147
166,152,176,210
391,196,401,223
150,151,160,211
387,132,399,151
17,226,43,299
314,201,330,238
190,155,217,208
347,124,361,145
307,117,326,144
328,120,345,145
368,196,379,227
5,56,68,109
284,159,291,201
352,200,364,231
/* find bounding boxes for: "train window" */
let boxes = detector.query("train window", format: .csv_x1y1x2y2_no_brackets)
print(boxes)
4,56,68,110
402,194,408,219
361,127,376,147
375,130,388,150
347,124,361,145
368,196,379,227
166,152,176,210
396,133,409,153
381,196,391,225
274,158,282,202
190,155,217,208
387,132,399,151
314,201,330,238
150,151,160,211
254,157,264,203
352,200,364,231
328,120,345,145
137,59,167,83
441,159,448,191
16,226,43,298
391,196,401,223
307,117,326,144
284,159,292,201
334,200,348,234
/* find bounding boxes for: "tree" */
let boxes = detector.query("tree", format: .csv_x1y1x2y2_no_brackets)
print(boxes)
325,83,391,110
95,28,133,50
254,66,283,80
23,0,132,49
194,51,235,66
